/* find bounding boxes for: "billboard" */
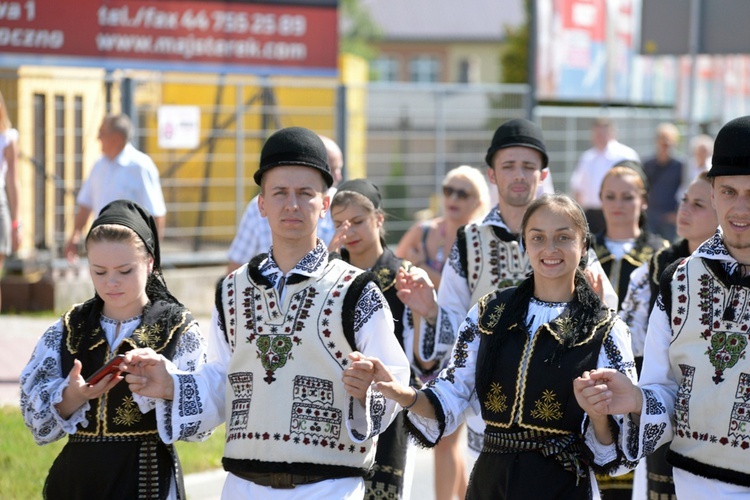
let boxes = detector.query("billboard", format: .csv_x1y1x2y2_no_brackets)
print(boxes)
0,0,338,75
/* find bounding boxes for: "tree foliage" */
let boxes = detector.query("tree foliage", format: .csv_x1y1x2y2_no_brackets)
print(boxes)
339,0,382,60
499,0,530,84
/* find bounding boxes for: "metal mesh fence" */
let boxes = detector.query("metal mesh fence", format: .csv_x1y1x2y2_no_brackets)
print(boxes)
2,71,693,265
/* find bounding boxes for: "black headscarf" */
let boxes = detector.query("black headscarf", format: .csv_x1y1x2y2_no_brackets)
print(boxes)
89,199,161,268
86,199,176,305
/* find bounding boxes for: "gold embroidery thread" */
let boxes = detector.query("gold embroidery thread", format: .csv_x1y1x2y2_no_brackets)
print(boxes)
484,382,508,413
113,396,142,426
530,389,563,421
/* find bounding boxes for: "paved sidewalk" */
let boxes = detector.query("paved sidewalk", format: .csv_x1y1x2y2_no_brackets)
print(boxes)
1,314,459,499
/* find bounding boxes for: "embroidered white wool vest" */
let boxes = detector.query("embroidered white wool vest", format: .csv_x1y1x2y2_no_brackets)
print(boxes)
221,259,377,469
464,223,529,305
667,257,750,476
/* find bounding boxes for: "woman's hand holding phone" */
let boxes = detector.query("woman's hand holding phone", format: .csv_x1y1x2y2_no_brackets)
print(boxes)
86,354,126,385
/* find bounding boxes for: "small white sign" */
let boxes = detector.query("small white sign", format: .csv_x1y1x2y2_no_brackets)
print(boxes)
158,105,201,149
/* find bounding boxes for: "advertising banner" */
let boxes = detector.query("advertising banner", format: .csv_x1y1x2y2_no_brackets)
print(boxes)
0,0,338,75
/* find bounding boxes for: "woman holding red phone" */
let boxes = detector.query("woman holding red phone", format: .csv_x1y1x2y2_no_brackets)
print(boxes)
20,200,207,500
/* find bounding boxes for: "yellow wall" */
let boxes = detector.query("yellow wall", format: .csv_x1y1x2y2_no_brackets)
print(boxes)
8,66,109,254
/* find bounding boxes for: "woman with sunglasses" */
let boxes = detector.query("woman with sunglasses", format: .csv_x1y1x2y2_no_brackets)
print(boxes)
396,165,490,289
362,194,637,499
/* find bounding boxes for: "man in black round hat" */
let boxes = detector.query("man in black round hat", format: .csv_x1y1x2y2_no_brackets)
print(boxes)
575,115,750,496
121,127,410,498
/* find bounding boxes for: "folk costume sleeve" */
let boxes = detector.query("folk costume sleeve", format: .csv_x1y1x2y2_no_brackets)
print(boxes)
152,307,231,444
20,321,87,444
618,263,651,358
347,281,411,442
621,299,677,462
418,240,471,365
406,303,483,446
134,321,211,442
582,316,639,472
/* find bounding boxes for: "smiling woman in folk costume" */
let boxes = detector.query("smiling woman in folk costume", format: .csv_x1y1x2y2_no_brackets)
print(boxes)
394,165,490,500
329,178,426,498
20,200,207,500
363,194,638,499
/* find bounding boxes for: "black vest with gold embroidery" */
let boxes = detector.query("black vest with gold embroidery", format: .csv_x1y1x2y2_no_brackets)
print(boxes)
475,284,615,435
60,297,193,438
592,230,668,310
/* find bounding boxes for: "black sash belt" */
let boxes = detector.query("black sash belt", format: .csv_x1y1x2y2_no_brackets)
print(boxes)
230,470,347,489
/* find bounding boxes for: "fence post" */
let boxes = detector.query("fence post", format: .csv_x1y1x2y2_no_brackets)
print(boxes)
336,84,347,179
235,82,245,228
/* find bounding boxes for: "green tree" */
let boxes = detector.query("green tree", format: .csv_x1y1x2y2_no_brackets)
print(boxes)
339,0,382,60
499,0,530,84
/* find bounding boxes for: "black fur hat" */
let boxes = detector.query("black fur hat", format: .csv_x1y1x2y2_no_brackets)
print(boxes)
253,127,333,187
707,115,750,177
485,118,549,169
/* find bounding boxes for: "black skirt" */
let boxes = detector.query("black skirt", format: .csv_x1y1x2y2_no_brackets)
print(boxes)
467,451,592,500
44,438,180,500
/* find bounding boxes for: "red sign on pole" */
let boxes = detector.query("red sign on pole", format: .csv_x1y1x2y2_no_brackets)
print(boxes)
0,0,338,75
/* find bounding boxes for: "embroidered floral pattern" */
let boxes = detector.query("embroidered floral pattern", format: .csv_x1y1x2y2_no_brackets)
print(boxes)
530,389,563,421
113,396,142,426
353,282,386,332
484,382,508,413
135,324,163,349
707,332,748,384
603,333,635,375
178,374,203,417
642,422,667,456
442,318,477,384
643,388,667,415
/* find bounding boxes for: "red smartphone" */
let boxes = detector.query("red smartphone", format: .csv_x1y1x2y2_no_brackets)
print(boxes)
86,355,126,385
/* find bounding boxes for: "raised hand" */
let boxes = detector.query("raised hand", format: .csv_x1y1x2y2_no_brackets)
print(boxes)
328,220,351,254
584,268,605,303
395,267,438,321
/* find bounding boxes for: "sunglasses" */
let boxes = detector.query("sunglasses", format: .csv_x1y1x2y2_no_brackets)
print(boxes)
442,185,472,200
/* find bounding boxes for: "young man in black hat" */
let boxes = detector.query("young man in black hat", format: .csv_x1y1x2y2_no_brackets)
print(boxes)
575,115,750,496
122,127,410,498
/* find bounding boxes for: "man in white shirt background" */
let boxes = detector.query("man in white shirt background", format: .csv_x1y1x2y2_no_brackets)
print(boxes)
65,114,166,262
570,117,640,234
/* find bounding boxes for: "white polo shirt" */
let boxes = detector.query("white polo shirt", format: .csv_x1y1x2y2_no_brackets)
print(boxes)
77,143,166,217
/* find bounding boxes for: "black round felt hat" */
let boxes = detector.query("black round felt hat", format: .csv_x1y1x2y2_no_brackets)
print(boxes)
708,115,750,177
253,127,333,187
485,118,548,168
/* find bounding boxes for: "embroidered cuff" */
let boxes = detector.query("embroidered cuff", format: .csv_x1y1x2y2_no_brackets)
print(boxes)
50,379,91,433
